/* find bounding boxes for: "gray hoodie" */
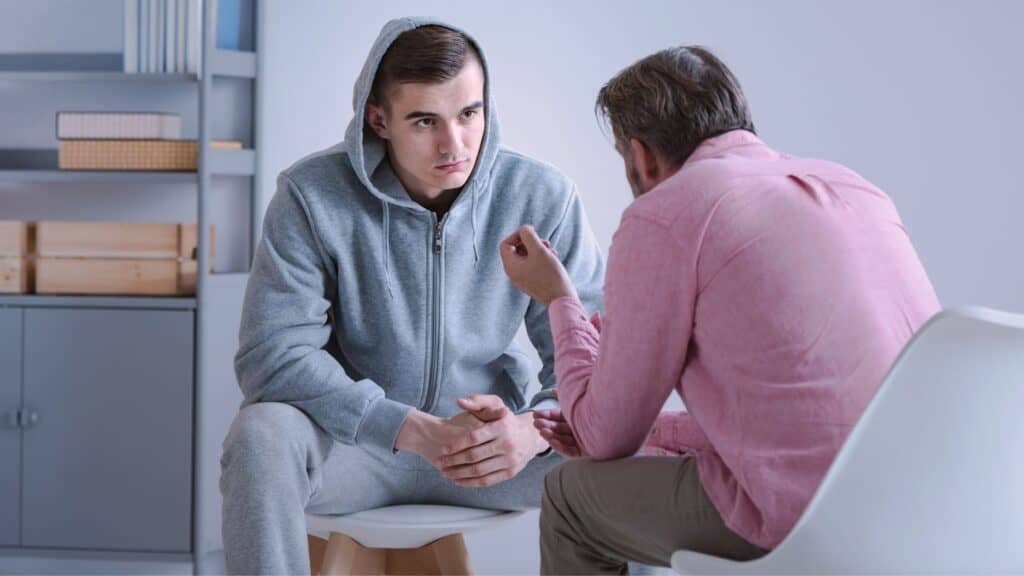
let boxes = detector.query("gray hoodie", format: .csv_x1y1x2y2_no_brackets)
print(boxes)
235,17,605,454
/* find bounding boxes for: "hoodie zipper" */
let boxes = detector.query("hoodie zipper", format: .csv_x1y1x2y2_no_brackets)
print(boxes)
423,213,446,412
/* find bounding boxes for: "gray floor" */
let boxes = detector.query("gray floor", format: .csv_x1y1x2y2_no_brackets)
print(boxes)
0,515,674,575
0,552,194,575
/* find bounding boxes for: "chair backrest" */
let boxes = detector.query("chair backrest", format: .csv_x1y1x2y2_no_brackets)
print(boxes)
767,306,1024,573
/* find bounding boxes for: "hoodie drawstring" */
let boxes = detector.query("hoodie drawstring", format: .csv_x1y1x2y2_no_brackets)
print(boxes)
470,187,480,264
381,200,394,298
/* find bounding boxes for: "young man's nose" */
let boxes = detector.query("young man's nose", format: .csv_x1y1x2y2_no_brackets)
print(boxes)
435,122,462,157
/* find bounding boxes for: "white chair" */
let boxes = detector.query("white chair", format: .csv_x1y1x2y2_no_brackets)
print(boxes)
306,504,524,575
672,306,1024,575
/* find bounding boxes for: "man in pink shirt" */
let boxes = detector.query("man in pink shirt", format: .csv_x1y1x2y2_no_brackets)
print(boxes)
498,46,940,573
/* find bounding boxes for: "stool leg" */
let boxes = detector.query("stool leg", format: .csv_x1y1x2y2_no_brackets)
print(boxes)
386,545,440,575
385,533,471,576
308,534,328,575
320,532,387,575
430,533,471,575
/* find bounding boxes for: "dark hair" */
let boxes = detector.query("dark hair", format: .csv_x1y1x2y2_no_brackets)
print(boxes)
596,46,755,166
370,25,481,108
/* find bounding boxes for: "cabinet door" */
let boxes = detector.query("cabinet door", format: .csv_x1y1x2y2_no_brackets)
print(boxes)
22,307,194,552
0,308,21,547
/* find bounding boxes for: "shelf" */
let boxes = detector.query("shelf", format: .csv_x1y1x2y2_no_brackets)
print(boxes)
0,148,255,180
0,52,259,83
0,53,123,72
0,170,199,184
0,53,197,82
209,50,256,79
0,149,198,183
0,294,197,310
0,71,198,83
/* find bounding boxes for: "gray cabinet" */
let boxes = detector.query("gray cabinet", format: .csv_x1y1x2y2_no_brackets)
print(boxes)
0,308,21,547
2,305,194,553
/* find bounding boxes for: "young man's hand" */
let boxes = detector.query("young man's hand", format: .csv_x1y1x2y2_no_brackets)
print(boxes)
395,409,495,464
499,225,577,306
435,394,550,488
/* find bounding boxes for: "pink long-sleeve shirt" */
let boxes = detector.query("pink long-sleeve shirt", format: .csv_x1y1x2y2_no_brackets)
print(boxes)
549,130,940,550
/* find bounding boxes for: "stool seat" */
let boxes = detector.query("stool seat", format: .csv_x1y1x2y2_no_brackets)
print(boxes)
307,504,523,549
306,505,525,575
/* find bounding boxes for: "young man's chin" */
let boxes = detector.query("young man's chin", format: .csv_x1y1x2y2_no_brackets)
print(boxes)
430,172,471,191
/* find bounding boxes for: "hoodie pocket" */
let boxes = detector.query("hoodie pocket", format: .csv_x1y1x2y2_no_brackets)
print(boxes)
495,344,535,411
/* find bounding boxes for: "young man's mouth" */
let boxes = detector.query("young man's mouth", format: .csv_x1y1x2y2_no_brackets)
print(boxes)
435,159,468,172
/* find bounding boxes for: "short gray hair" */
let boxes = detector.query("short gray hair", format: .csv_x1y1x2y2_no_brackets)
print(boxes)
596,46,755,166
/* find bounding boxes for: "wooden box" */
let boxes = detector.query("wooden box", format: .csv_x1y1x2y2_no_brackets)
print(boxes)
32,221,213,296
35,258,197,296
0,221,34,256
0,256,32,294
37,221,176,259
58,139,242,171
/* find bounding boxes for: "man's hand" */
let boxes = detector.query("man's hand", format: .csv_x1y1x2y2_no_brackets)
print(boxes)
533,407,584,458
436,394,550,488
499,225,577,306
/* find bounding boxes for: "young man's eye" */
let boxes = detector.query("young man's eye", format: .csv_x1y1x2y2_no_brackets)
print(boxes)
416,118,435,128
462,109,479,120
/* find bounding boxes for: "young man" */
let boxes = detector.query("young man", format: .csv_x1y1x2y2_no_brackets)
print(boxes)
221,18,604,574
499,46,940,573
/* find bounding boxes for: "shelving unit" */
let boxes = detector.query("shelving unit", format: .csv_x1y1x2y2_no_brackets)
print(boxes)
0,1,262,573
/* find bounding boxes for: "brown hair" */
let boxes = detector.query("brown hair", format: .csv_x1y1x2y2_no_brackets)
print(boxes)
596,46,755,166
370,25,481,108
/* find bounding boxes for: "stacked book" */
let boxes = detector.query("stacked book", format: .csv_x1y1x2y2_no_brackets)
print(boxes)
124,0,201,74
57,111,241,171
123,0,249,74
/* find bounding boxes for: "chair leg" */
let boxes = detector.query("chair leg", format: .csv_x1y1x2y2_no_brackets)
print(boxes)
386,533,471,576
308,534,328,575
320,532,387,575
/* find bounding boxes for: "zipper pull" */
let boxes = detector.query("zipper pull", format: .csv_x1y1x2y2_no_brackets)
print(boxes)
433,221,443,254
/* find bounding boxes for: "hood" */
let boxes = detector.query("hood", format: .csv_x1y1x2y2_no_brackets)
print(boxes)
343,16,502,212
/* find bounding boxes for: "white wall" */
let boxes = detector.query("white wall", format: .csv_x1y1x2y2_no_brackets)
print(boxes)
0,0,121,53
261,1,1024,572
262,0,1024,314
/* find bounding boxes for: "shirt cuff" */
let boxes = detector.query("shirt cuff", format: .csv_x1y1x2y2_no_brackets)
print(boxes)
548,295,592,338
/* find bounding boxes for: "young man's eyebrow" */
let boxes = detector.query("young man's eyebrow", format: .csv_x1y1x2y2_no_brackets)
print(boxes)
404,101,484,121
404,110,437,121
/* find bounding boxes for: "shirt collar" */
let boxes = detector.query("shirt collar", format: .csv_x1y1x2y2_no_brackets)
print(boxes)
683,129,765,167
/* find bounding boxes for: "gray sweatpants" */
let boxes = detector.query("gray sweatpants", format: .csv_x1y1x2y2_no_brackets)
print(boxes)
220,402,563,575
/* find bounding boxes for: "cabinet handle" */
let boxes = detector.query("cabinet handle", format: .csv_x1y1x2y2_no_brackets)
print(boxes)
17,408,39,429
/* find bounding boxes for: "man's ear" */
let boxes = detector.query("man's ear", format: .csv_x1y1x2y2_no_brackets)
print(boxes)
365,102,390,140
628,138,660,184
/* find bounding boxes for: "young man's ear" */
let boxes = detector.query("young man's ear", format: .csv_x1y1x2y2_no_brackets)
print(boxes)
365,102,390,140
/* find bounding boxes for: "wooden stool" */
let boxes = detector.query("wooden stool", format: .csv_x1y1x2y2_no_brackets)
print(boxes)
306,505,524,575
